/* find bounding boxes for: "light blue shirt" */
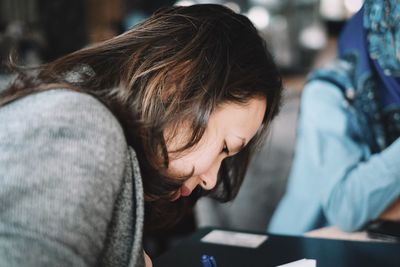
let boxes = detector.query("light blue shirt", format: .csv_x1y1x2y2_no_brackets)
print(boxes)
268,80,400,235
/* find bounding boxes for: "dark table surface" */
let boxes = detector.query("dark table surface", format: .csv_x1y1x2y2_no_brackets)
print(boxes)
154,228,400,267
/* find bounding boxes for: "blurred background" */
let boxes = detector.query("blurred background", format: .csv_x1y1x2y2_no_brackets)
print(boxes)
0,0,364,257
0,0,363,71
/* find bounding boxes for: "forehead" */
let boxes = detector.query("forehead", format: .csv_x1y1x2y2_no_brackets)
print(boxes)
209,98,266,136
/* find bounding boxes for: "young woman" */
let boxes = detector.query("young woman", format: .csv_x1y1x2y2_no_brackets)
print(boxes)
0,4,282,267
269,0,400,235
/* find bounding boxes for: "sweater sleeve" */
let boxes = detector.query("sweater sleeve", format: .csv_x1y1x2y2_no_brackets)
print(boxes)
299,80,400,232
0,90,128,266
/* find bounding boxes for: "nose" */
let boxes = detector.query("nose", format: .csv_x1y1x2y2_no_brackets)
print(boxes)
199,160,221,190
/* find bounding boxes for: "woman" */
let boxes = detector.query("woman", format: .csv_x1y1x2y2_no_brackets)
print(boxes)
269,0,400,235
0,4,282,267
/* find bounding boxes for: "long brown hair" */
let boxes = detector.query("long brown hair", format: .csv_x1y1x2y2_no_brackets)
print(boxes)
0,4,283,227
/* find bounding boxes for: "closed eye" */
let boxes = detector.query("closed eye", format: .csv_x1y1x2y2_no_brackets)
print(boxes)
221,141,230,155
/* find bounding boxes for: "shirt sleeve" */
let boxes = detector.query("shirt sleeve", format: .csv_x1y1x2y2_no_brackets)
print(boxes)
296,80,400,232
0,90,128,266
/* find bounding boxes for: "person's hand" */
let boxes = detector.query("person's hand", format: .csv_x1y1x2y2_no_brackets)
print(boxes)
379,197,400,221
144,250,153,267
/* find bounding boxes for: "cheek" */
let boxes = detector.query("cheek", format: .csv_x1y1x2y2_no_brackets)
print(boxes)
168,139,220,177
189,155,215,176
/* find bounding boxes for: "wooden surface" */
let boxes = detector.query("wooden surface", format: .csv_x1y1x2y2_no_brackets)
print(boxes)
304,226,389,243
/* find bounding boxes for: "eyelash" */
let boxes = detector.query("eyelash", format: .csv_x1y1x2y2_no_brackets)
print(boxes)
222,141,230,155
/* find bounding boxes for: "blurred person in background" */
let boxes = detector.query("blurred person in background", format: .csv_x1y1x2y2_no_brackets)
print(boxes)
0,4,282,267
269,0,400,235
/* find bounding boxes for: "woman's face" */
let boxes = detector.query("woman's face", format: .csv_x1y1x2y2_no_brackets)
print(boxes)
166,97,267,201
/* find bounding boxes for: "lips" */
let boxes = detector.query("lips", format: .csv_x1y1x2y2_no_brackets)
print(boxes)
180,185,192,197
170,185,193,202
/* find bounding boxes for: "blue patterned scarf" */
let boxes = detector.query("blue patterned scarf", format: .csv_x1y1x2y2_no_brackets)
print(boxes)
307,0,400,150
338,0,400,107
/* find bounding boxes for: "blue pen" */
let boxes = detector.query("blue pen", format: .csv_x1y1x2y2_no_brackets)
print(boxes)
209,256,218,267
201,255,212,267
201,254,218,267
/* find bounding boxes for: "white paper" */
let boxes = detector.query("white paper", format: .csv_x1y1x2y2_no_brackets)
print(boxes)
276,258,317,267
201,230,268,248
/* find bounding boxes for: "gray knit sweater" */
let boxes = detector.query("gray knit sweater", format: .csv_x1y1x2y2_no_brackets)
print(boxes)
0,89,145,267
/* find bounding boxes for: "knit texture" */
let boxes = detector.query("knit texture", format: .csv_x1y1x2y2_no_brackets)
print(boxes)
0,89,144,267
